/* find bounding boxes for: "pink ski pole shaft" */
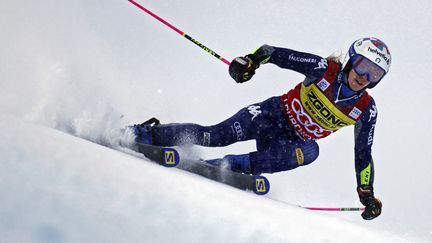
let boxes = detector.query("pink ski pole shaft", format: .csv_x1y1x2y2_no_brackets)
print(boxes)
128,0,231,65
301,206,365,211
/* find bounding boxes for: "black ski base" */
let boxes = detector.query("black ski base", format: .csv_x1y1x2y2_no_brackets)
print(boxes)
178,159,270,195
130,143,270,195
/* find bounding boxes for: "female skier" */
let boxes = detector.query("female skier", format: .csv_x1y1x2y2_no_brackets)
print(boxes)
130,37,391,220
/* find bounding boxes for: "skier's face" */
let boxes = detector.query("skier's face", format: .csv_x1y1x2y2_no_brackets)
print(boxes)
348,69,370,91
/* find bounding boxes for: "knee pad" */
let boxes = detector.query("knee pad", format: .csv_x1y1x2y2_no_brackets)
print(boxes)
249,140,319,174
297,140,319,166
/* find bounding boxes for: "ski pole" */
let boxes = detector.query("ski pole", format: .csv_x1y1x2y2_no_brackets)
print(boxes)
300,206,365,212
271,198,364,212
128,0,231,65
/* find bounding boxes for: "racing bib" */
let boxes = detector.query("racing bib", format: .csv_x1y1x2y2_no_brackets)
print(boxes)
281,60,371,140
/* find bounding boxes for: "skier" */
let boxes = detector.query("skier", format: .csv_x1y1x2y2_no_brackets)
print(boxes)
130,37,390,220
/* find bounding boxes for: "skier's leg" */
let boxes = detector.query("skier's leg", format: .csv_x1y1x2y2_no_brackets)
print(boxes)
131,106,256,147
150,112,254,147
250,139,319,174
206,139,319,175
135,97,282,147
206,154,252,174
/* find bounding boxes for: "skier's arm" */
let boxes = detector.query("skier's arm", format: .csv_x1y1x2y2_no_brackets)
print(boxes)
354,101,377,187
255,45,327,78
229,44,327,83
354,99,382,220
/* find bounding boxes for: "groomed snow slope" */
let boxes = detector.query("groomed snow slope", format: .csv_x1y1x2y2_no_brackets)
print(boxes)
0,116,413,243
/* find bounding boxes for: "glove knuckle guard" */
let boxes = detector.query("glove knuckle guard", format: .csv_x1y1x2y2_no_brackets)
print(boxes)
229,56,256,83
357,186,382,220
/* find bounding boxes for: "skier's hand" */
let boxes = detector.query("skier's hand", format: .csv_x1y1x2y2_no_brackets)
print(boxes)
357,185,382,220
229,55,260,83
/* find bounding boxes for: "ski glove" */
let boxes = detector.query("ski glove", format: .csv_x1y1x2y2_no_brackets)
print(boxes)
357,185,382,220
229,55,260,83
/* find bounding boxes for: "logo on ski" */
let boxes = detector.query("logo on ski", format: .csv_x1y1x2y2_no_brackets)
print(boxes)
163,149,179,167
253,176,270,195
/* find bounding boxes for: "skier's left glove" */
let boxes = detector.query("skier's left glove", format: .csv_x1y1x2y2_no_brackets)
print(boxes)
357,185,382,220
228,54,260,83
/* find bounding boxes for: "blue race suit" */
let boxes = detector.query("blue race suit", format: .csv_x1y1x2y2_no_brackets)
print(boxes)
150,45,377,188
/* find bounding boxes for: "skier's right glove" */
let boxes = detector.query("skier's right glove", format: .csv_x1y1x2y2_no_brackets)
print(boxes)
228,54,260,83
357,185,382,220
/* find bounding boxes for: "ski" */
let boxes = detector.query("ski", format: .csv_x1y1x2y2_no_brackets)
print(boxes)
130,143,270,195
134,142,180,167
177,158,270,195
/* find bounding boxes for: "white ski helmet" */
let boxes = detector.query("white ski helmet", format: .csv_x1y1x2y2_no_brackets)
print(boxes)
342,37,391,88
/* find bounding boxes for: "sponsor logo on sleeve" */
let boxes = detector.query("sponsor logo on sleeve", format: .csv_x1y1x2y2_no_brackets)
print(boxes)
349,107,362,120
288,54,317,63
317,79,330,91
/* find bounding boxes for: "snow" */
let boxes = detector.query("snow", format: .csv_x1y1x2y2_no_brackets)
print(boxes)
0,116,412,243
1,0,432,242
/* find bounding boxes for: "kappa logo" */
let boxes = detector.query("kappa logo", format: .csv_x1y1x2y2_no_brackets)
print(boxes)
314,58,328,70
248,105,262,121
368,105,377,122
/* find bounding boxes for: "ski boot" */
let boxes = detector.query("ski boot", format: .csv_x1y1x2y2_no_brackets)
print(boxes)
129,117,160,145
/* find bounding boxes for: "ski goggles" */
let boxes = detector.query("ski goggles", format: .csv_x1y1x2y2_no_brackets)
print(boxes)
351,55,386,83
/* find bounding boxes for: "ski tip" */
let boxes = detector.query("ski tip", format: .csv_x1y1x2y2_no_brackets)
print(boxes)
161,148,180,167
252,175,270,195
